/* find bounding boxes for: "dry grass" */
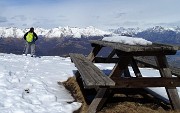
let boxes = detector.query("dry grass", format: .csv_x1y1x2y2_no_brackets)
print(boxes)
62,77,88,113
62,77,180,113
99,102,172,113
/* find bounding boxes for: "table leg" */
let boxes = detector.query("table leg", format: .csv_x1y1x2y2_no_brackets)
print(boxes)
155,55,180,110
131,57,143,77
109,56,132,77
105,49,116,62
87,88,111,113
75,71,90,103
87,45,102,62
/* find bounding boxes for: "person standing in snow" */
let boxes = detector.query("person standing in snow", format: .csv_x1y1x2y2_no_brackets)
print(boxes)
23,27,38,57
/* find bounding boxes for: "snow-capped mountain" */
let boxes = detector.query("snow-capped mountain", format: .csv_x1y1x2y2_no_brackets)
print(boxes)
0,26,112,38
109,27,142,36
110,26,180,35
110,26,180,45
0,27,25,38
142,26,180,33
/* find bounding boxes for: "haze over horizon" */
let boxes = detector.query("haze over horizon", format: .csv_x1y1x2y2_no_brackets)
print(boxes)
0,0,180,30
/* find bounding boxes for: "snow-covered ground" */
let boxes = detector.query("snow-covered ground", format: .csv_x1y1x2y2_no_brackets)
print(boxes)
0,54,81,113
0,53,179,113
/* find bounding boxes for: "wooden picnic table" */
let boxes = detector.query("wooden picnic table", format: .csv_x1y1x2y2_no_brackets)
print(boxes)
70,40,180,113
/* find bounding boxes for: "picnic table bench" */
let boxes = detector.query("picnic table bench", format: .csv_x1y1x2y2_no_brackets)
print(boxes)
69,53,115,88
70,40,180,113
70,53,115,113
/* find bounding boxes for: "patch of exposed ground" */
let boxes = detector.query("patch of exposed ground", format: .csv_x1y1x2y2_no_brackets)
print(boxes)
62,77,180,113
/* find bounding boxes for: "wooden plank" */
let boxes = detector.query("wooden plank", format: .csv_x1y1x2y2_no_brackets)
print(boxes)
134,56,159,68
153,43,180,50
155,55,180,110
70,53,115,88
87,88,111,113
71,54,105,87
109,55,132,77
83,63,105,86
94,57,119,63
124,67,131,77
88,62,115,86
134,57,180,77
110,77,180,88
84,56,115,86
131,57,142,77
87,44,102,62
105,49,116,62
89,40,178,55
70,54,97,87
115,50,177,56
144,88,170,104
74,71,92,103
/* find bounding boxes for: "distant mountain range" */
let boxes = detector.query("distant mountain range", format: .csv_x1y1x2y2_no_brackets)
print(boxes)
1,26,180,44
0,26,111,38
110,26,180,44
0,26,180,67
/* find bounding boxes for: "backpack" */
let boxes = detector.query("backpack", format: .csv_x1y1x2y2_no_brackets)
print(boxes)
26,32,34,43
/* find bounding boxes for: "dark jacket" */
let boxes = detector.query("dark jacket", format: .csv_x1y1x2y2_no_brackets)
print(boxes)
24,31,38,43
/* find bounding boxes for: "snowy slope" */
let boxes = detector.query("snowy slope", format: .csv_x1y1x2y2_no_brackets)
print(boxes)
0,26,112,38
0,53,81,113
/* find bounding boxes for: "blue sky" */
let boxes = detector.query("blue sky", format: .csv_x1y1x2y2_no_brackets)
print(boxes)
0,0,180,30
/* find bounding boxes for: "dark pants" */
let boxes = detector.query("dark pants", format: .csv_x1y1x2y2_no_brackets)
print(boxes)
25,42,36,56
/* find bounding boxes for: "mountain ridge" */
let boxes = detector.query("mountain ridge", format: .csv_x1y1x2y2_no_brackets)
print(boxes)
1,26,180,42
0,26,112,38
110,26,180,36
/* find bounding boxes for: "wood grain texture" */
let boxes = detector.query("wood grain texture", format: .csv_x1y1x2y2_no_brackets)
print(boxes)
70,53,115,88
90,40,179,55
